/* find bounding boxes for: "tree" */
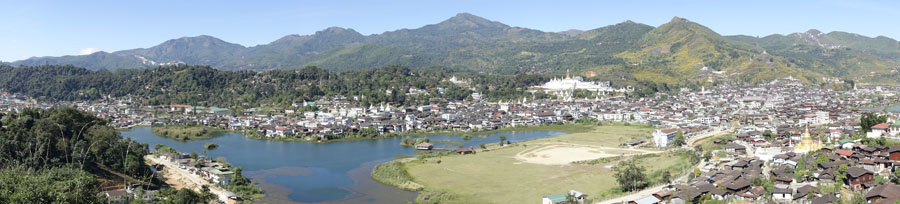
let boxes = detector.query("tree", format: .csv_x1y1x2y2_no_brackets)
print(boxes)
231,167,250,186
660,170,672,184
815,153,831,165
672,131,686,147
859,112,888,133
204,143,218,150
613,159,647,192
162,188,207,204
836,164,850,183
763,130,774,141
892,168,900,184
499,135,507,144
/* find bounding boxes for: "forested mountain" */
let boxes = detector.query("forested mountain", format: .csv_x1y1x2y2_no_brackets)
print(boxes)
9,13,900,85
0,64,556,106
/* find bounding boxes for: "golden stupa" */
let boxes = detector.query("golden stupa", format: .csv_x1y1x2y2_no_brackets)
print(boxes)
793,125,823,153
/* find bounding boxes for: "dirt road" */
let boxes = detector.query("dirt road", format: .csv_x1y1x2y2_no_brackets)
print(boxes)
146,155,234,202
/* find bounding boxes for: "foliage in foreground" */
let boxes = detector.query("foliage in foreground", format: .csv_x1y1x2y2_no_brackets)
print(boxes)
0,167,107,203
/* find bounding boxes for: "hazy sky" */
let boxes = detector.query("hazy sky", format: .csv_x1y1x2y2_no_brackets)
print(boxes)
2,0,898,61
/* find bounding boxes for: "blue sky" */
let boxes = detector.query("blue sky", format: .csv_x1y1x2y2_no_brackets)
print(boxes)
1,0,899,61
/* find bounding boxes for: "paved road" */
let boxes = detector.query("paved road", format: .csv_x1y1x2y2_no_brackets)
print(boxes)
146,155,234,202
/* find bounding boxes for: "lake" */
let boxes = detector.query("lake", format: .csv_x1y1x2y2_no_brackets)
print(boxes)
861,105,900,112
122,127,565,203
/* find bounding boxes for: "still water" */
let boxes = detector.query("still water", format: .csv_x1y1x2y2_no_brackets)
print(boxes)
122,127,564,203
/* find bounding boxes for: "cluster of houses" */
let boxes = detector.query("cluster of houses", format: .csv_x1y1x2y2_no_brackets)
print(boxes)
627,125,900,204
158,152,234,186
648,80,900,148
2,77,897,147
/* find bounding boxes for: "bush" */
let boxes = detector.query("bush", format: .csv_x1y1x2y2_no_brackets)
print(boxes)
204,143,219,150
416,190,455,204
371,161,423,191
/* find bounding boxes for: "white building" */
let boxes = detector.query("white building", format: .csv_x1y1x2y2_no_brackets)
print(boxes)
868,123,890,138
653,128,678,147
534,69,615,94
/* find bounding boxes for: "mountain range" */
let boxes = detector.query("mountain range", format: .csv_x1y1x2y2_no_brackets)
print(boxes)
7,13,900,84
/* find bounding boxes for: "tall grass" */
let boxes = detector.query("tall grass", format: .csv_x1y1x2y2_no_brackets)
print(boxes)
371,160,423,191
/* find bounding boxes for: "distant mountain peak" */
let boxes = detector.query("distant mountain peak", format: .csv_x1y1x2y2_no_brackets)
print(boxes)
805,29,824,35
669,16,690,23
314,26,362,37
321,26,351,33
557,29,584,37
162,35,242,48
435,12,506,29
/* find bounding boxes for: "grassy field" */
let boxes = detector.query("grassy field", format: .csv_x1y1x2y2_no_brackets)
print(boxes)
698,134,736,152
152,126,224,141
387,124,691,204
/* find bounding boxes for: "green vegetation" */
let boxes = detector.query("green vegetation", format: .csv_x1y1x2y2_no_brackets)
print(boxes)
155,187,215,204
152,126,224,141
371,159,424,191
671,130,685,146
401,137,430,147
859,112,888,133
698,134,736,153
0,107,157,203
389,124,692,203
226,167,265,199
613,158,647,192
204,143,219,150
0,64,553,107
0,167,108,203
8,14,900,91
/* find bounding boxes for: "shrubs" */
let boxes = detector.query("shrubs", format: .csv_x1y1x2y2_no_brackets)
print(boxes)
203,143,219,150
416,190,455,204
371,160,423,191
401,137,431,146
152,126,222,141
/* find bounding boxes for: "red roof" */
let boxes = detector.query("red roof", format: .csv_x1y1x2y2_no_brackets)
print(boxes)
873,123,890,130
662,129,678,134
836,149,853,157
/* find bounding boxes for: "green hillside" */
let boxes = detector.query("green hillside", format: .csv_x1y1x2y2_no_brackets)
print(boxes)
10,13,900,85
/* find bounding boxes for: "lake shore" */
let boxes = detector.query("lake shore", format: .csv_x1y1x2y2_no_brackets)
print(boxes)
122,126,562,203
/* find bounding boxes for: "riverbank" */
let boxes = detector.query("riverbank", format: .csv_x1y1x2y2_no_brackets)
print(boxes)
372,124,693,203
152,126,226,141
